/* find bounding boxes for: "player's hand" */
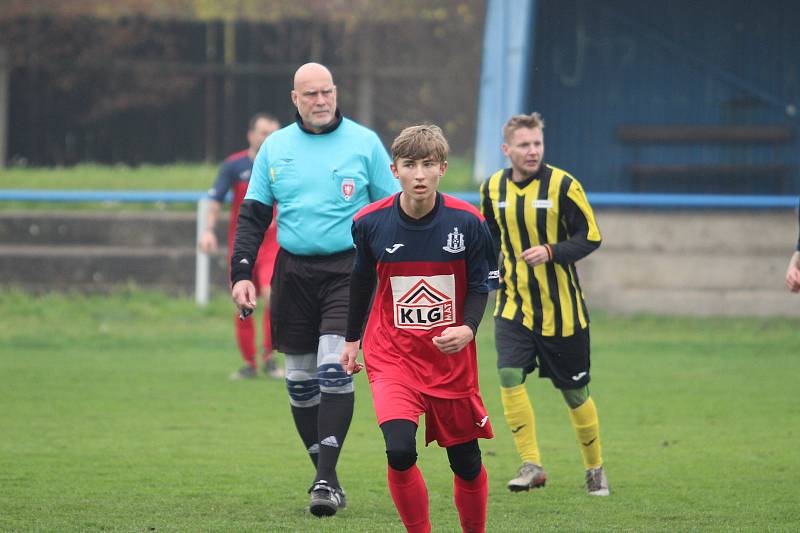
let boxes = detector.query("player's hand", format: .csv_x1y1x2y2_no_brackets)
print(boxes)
787,263,800,293
340,340,364,375
520,245,550,266
432,325,474,354
198,229,218,254
232,280,257,312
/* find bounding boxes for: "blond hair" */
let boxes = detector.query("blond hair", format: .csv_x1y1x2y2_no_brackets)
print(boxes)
503,112,545,143
391,124,449,163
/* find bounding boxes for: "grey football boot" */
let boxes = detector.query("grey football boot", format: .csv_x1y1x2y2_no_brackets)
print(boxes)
507,462,547,492
586,466,610,496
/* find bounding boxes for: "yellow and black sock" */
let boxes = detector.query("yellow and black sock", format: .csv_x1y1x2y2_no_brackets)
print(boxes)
500,385,541,464
568,396,602,469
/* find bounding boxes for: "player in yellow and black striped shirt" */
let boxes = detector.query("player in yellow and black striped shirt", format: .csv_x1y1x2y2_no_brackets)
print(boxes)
480,112,609,496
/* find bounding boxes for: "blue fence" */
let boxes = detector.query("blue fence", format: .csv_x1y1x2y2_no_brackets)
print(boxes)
0,189,797,209
0,190,208,203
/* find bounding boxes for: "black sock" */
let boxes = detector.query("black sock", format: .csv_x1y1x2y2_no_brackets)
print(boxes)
315,392,354,488
290,404,319,468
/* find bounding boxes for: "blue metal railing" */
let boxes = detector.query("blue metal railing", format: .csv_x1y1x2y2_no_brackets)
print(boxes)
0,190,208,203
0,189,797,209
450,191,798,209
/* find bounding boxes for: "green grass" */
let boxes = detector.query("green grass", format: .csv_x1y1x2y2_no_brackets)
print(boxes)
1,290,798,532
0,164,218,211
440,156,475,191
0,163,218,190
0,158,476,211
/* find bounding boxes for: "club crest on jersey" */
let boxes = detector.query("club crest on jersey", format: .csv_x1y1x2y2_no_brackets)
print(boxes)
391,275,456,330
341,178,356,201
443,227,466,254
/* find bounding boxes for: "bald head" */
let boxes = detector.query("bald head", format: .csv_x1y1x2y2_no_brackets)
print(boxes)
291,63,338,132
293,62,334,89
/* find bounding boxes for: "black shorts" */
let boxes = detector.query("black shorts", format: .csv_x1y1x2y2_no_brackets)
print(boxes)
494,317,591,390
270,248,354,354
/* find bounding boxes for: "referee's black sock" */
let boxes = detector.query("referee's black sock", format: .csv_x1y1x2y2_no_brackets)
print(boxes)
315,391,354,488
290,404,320,468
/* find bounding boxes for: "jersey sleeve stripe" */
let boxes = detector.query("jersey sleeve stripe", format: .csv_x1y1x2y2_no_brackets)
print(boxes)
442,193,485,221
353,194,398,221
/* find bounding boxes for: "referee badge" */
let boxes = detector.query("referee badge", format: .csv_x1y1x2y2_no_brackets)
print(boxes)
341,178,356,201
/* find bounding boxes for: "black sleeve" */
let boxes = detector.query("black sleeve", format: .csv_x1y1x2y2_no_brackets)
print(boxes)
345,218,378,342
465,219,500,294
551,193,600,264
230,199,273,285
462,291,488,336
345,269,377,342
461,216,496,336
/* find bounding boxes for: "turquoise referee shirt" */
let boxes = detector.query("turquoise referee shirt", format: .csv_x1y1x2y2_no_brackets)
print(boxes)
246,115,399,256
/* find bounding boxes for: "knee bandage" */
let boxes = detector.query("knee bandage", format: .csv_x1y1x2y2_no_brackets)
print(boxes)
285,352,320,407
386,449,418,471
316,334,353,394
381,419,418,471
447,440,482,481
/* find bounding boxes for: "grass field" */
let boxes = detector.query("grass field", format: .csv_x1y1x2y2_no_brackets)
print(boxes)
1,290,799,532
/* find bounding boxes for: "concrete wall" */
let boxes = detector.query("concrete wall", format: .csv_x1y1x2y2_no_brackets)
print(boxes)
0,211,229,294
580,209,800,317
1,209,798,317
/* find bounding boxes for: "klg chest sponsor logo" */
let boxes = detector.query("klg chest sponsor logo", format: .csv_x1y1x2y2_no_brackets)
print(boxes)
390,275,456,330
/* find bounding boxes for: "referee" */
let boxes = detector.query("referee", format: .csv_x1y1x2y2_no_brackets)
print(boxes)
231,63,400,516
480,112,609,496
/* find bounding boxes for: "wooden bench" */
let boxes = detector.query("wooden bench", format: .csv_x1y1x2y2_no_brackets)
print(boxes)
616,125,794,192
628,164,791,192
616,125,794,144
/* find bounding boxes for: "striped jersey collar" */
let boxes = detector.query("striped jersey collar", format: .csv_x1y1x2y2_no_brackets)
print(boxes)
505,163,550,189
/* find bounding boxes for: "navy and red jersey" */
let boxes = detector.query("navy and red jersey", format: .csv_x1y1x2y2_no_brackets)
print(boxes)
351,192,499,399
207,150,276,253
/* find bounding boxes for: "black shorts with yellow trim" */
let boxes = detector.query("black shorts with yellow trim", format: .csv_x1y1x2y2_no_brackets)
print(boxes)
494,317,591,390
270,248,354,354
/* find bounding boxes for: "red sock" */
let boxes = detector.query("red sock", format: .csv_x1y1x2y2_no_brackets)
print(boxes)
453,466,488,533
387,465,430,533
234,313,256,367
261,306,273,362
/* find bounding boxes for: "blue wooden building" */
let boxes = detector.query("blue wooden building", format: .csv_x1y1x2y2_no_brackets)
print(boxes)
476,0,800,195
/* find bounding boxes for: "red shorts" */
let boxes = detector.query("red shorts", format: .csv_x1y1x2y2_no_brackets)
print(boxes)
253,225,279,291
229,222,279,293
370,379,494,448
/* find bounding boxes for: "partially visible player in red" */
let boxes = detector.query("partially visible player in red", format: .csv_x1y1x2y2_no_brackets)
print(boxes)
199,113,284,380
341,125,499,533
787,198,800,293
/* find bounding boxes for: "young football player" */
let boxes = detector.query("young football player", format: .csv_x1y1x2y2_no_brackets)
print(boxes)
341,124,499,532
